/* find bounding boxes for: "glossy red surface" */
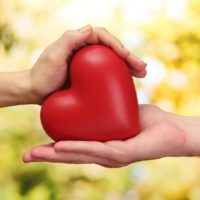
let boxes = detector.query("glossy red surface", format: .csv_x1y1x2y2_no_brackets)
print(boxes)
40,45,140,141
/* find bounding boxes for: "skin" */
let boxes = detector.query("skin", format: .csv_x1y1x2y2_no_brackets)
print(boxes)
0,25,146,107
0,25,199,168
22,105,200,167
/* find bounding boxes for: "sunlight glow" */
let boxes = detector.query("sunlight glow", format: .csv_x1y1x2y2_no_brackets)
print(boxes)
167,70,187,89
54,0,188,27
55,0,120,27
165,0,188,21
123,0,162,24
141,57,166,85
123,0,188,24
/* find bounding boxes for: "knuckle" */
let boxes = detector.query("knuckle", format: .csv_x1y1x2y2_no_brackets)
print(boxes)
111,150,130,165
96,27,107,32
115,155,129,165
106,143,131,165
62,30,74,40
30,149,40,158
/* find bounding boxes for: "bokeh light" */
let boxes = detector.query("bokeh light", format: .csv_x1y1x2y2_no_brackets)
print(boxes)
1,0,200,199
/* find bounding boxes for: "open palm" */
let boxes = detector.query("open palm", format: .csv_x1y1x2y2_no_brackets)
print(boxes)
23,104,186,167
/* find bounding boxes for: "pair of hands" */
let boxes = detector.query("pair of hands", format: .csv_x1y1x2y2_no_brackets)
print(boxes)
22,25,187,167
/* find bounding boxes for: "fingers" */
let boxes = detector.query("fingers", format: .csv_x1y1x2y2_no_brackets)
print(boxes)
85,27,147,74
126,54,147,71
56,25,93,58
54,140,130,166
39,25,93,66
22,144,120,168
48,26,147,77
55,141,110,158
22,143,55,162
86,27,129,58
128,68,147,78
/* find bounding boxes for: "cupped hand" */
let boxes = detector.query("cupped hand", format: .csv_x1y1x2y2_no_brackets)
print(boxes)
22,105,187,167
30,25,147,104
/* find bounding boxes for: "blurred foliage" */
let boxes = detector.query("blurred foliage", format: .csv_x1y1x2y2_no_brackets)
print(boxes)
1,0,200,200
140,0,200,115
0,23,16,51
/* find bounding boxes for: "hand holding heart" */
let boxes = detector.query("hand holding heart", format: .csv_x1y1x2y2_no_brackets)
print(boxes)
22,25,188,167
0,25,198,167
40,44,140,141
23,105,186,167
30,25,147,105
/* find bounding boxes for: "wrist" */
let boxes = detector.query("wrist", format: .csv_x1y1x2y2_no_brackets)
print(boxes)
172,113,200,156
0,70,42,107
11,69,41,105
21,69,43,105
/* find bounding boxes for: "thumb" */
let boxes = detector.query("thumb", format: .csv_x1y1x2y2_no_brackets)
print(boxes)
58,25,92,57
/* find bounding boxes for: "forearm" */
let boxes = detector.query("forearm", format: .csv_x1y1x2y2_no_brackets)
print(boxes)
172,114,200,156
0,70,37,107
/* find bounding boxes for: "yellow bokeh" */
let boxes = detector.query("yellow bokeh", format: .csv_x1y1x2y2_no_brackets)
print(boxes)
1,0,200,199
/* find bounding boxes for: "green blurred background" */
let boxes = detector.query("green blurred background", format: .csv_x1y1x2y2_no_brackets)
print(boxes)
1,0,200,199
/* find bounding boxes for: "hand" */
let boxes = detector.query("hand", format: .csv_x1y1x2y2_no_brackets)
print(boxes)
22,105,188,167
29,25,147,104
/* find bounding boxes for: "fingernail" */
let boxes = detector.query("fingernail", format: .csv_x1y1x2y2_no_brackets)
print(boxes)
137,56,147,66
133,55,147,67
141,60,147,67
79,25,91,33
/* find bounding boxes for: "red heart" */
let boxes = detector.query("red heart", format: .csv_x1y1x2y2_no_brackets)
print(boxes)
40,45,140,142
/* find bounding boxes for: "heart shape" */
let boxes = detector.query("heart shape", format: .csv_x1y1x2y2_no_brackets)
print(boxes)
40,45,140,142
